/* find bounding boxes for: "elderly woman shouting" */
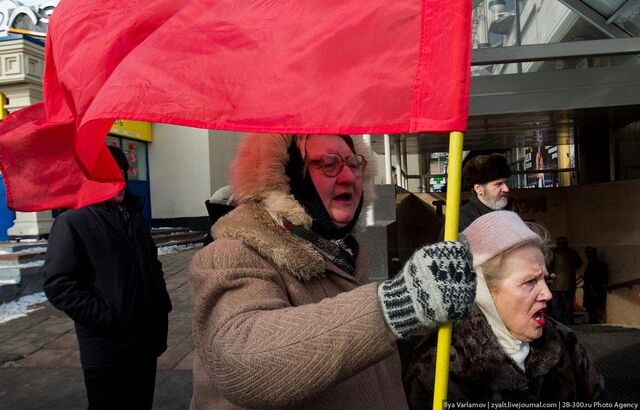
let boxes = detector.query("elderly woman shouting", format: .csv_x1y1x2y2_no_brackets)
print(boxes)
403,211,604,405
189,133,476,409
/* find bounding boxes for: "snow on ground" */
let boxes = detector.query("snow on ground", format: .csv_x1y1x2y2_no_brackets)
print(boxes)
157,243,202,255
14,247,48,255
0,292,47,324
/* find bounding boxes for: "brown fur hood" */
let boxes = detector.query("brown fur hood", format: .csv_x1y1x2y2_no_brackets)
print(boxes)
229,133,376,230
212,202,326,280
403,308,604,403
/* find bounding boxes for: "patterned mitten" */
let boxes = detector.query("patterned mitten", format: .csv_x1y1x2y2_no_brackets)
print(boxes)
378,241,476,338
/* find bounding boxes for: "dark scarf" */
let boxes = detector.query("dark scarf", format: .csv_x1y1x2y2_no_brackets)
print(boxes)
282,218,359,275
284,138,362,272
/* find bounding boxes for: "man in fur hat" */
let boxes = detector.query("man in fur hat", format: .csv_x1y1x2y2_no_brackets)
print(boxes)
458,153,511,232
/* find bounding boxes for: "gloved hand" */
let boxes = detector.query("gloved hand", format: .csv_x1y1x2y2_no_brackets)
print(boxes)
378,241,476,338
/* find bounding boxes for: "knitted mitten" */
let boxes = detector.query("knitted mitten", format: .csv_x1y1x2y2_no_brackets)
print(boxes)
378,241,476,338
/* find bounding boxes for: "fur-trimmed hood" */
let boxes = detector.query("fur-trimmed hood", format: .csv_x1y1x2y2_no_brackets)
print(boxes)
230,133,376,231
212,203,326,280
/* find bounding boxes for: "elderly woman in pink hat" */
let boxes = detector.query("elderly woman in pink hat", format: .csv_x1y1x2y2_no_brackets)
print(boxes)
403,211,603,405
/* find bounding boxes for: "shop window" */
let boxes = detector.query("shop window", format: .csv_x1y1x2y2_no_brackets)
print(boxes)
106,136,148,181
507,144,577,188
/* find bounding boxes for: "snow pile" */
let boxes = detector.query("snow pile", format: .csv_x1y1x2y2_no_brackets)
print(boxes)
0,292,47,324
157,243,201,256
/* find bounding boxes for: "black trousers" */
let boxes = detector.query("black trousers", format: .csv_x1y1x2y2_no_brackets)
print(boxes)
83,357,157,410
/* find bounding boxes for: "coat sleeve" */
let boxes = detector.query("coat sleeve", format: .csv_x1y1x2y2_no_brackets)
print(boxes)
42,216,115,332
190,239,398,408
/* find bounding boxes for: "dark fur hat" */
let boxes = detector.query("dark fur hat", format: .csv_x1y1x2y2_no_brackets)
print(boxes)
463,154,510,189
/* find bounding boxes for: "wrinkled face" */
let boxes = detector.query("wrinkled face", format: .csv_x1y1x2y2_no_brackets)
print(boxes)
305,135,364,228
491,245,552,342
476,178,509,210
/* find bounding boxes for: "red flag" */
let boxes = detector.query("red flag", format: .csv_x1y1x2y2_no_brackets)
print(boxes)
0,0,471,211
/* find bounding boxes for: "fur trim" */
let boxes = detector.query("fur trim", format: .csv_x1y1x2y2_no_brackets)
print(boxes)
453,309,563,382
212,203,325,280
405,309,603,403
230,133,376,232
262,191,312,228
408,308,564,393
231,134,293,205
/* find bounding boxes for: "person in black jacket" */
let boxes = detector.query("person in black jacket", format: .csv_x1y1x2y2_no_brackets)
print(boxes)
43,146,172,410
583,246,608,324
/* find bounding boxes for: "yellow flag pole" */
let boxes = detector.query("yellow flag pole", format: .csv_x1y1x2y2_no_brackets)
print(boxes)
432,130,464,409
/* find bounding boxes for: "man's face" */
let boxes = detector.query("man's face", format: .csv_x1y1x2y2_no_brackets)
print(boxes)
108,170,127,205
305,135,364,228
475,178,509,210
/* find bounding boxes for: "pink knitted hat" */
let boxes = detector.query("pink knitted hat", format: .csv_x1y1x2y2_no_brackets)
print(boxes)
462,211,541,267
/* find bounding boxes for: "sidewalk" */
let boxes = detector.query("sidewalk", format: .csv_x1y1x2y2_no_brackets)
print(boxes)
0,249,198,410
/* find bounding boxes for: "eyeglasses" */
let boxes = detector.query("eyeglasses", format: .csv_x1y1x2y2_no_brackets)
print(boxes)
306,153,367,177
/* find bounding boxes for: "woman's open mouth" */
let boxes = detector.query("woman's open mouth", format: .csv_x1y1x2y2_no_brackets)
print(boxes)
334,193,353,202
533,308,546,326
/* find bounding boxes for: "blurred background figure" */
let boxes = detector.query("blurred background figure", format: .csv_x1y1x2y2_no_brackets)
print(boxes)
583,246,608,324
548,237,582,325
203,185,236,246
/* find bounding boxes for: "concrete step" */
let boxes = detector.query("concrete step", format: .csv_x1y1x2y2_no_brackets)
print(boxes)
0,251,46,266
0,263,43,283
0,225,203,305
156,235,206,250
151,227,190,236
0,264,44,305
152,226,206,248
0,241,48,254
153,230,206,245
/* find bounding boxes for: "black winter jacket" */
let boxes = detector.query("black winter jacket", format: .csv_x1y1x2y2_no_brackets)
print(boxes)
458,195,495,233
43,197,172,368
439,195,495,240
403,309,604,406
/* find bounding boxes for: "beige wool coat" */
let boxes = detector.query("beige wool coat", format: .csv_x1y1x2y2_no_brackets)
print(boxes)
189,134,408,409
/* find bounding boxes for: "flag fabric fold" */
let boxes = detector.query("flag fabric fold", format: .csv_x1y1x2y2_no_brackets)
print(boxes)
0,0,471,211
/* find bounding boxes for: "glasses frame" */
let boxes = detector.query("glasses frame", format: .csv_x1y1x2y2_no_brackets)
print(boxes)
305,153,368,178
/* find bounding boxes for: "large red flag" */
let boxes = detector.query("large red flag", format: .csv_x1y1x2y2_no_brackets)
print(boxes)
0,0,471,211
